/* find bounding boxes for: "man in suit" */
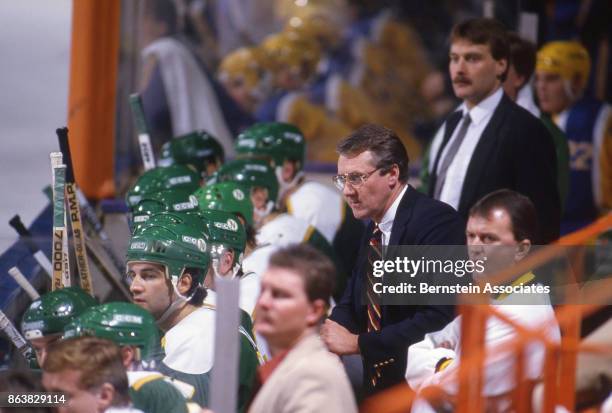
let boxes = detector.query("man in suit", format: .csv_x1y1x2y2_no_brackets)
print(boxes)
427,18,560,244
321,124,466,395
249,244,358,413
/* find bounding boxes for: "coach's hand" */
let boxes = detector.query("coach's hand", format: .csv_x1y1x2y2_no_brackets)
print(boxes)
321,319,359,355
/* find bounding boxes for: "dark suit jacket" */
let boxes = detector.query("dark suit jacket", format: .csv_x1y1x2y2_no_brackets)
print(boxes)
329,185,465,395
428,93,561,244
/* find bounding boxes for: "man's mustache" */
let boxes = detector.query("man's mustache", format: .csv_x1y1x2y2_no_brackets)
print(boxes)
453,77,471,84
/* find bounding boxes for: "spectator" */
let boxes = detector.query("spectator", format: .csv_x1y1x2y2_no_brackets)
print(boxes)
426,18,560,244
406,189,561,413
249,244,357,413
503,32,570,211
139,0,237,156
535,40,612,234
322,124,465,395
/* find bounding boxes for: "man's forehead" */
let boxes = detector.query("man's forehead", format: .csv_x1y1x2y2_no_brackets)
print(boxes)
337,150,377,172
263,267,305,289
450,39,491,54
127,261,165,271
467,209,512,230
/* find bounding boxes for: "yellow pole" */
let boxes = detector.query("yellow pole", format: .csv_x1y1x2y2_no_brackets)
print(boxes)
67,0,120,199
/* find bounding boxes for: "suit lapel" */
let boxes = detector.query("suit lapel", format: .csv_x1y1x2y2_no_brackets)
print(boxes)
458,94,511,213
429,111,463,197
389,186,416,246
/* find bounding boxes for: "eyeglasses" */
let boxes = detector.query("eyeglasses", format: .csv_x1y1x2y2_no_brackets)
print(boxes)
332,168,381,190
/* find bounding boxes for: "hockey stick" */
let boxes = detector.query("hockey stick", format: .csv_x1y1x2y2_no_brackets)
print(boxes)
50,152,71,289
7,266,40,300
8,214,53,279
129,93,156,170
0,310,34,361
56,127,94,295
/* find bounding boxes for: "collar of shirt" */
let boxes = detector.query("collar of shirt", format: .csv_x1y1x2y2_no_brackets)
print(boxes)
377,184,407,245
458,86,504,126
437,87,504,209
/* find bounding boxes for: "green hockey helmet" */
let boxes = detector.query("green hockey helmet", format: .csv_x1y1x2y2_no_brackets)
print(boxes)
194,209,246,266
21,287,97,340
192,182,254,228
131,188,199,233
158,130,225,176
207,159,279,204
235,122,306,169
126,212,210,287
126,165,201,211
64,302,161,362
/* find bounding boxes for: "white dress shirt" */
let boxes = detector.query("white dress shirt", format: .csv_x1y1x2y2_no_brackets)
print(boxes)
377,184,407,247
436,87,504,209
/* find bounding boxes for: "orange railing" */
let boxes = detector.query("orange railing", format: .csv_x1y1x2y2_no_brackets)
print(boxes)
362,213,612,413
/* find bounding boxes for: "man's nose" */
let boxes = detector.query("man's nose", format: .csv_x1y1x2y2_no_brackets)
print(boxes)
129,276,143,294
342,183,356,197
256,290,271,310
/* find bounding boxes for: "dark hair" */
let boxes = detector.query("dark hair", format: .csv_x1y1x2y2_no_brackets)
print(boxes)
184,267,207,305
269,244,335,309
450,18,510,81
44,337,130,406
469,189,540,243
507,32,536,82
336,124,409,182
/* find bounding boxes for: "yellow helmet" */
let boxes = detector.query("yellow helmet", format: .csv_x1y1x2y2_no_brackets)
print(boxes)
218,47,266,92
261,31,321,77
536,41,591,89
283,5,344,48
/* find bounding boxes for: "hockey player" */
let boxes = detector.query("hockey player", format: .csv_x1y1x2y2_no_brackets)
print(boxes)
64,302,197,413
126,212,257,410
196,209,264,366
126,164,201,212
235,122,364,279
158,130,225,179
207,158,279,228
535,41,612,233
21,286,97,366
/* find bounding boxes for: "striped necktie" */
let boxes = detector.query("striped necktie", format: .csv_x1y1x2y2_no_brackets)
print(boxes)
366,225,383,332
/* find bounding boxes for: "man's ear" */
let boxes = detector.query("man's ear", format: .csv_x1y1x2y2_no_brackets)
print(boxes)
515,239,531,261
306,299,327,326
97,383,116,411
221,250,235,274
120,346,135,368
496,58,509,80
387,164,400,186
178,271,194,295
